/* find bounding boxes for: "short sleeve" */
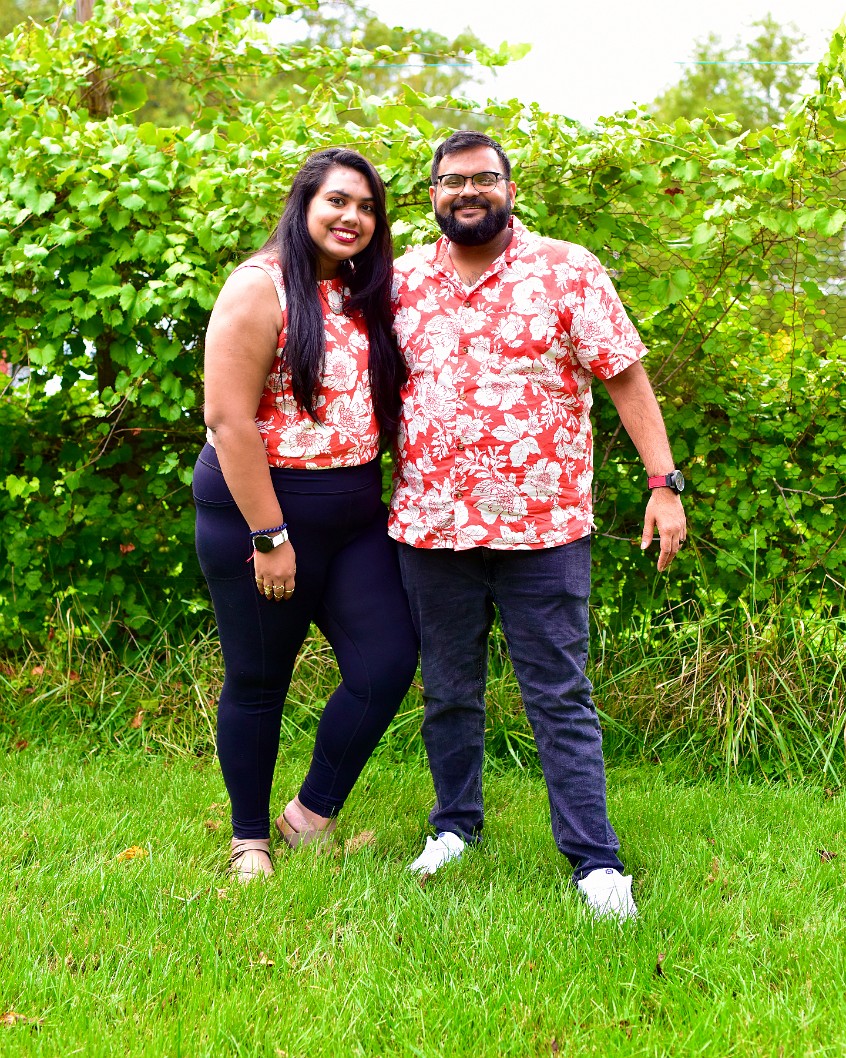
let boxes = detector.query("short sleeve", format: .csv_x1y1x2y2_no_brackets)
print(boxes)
561,250,646,380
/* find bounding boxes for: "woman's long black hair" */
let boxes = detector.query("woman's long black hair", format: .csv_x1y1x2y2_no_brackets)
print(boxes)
258,148,405,439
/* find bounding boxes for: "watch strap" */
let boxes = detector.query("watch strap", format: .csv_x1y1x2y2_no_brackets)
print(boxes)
647,471,684,494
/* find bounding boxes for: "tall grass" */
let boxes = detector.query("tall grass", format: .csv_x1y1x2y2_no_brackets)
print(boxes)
1,591,843,782
593,593,846,783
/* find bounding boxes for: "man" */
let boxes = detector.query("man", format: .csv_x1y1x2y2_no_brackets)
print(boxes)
390,132,686,922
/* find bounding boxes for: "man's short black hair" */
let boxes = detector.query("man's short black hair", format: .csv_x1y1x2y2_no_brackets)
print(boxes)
430,132,512,187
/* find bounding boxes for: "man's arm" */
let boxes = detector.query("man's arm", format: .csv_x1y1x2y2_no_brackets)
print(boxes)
601,361,686,572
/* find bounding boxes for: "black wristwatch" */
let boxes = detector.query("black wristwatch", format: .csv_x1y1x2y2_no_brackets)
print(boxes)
647,470,685,495
253,527,289,553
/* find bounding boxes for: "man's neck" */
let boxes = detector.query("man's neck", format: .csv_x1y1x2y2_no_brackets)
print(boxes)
447,226,513,288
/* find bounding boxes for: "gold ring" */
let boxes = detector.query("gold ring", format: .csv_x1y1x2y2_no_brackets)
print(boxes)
283,587,295,596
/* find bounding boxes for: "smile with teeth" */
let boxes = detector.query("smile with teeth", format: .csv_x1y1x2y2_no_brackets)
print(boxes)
330,228,358,243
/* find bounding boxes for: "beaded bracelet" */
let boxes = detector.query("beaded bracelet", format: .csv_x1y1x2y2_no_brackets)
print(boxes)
249,523,288,538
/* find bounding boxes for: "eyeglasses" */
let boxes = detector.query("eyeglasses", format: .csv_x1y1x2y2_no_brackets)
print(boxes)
433,172,504,195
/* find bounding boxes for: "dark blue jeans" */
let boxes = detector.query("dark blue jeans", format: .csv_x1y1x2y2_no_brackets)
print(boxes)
194,445,418,840
398,536,624,880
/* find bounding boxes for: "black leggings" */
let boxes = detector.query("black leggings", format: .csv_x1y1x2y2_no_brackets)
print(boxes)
193,444,418,839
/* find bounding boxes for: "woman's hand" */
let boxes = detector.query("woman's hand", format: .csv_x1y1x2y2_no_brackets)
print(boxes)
254,541,297,602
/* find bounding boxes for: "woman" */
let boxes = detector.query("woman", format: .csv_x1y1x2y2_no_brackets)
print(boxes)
193,148,418,881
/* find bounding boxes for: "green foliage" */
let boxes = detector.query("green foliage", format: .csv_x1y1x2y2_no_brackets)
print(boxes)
135,0,495,128
1,0,845,647
650,15,811,132
0,0,60,36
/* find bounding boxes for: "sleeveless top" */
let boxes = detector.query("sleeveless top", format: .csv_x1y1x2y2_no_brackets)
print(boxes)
209,256,381,469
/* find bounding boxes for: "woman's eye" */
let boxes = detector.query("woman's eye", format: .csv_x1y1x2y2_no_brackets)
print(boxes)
361,204,374,213
329,196,345,206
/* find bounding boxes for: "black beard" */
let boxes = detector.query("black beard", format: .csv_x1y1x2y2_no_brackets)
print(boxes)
434,198,512,246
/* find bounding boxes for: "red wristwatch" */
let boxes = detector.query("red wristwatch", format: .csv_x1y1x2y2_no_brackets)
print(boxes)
647,470,685,494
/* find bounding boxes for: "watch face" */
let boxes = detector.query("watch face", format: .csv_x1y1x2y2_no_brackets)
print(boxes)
253,535,273,553
670,470,685,493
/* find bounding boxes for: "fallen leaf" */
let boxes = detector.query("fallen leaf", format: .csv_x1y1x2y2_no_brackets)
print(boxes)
344,829,375,854
1,1011,40,1026
119,543,136,554
255,951,275,967
655,952,666,977
13,740,28,751
69,671,80,682
129,709,144,730
209,803,226,812
204,819,221,832
705,856,720,884
31,665,44,676
116,845,147,862
818,849,837,863
551,1037,560,1054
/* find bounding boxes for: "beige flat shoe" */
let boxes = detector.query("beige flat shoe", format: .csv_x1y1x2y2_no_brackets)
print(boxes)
275,811,337,852
229,840,273,883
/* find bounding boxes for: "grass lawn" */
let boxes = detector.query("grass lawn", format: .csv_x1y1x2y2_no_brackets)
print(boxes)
2,743,846,1057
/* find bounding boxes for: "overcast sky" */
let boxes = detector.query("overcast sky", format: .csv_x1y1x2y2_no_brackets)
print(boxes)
363,0,846,124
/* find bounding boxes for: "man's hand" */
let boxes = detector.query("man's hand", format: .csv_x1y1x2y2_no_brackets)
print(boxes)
641,489,686,571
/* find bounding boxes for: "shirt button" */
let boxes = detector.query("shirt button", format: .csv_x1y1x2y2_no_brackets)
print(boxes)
456,441,465,451
460,346,469,355
455,489,464,499
463,300,471,307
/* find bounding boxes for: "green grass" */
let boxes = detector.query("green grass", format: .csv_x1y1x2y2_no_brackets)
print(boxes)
2,743,846,1057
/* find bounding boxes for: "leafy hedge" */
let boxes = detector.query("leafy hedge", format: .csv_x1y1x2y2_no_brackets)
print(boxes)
1,1,844,647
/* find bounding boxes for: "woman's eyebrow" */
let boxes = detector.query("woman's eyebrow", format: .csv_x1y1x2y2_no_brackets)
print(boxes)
325,188,375,202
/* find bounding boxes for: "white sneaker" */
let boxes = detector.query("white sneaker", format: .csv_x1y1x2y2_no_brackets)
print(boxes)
576,868,638,922
407,832,466,875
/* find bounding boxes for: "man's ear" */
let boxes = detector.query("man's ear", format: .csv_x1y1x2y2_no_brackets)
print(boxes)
429,184,436,208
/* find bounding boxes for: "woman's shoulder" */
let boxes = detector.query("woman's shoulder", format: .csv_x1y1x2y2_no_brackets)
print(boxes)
223,255,286,312
231,254,283,284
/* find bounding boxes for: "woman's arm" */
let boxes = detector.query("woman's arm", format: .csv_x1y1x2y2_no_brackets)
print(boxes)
204,266,296,593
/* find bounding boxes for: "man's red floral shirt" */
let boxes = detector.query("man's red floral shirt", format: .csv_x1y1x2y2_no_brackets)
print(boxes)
388,219,646,550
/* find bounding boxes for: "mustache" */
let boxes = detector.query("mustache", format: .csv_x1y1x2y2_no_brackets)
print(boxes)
450,198,490,212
